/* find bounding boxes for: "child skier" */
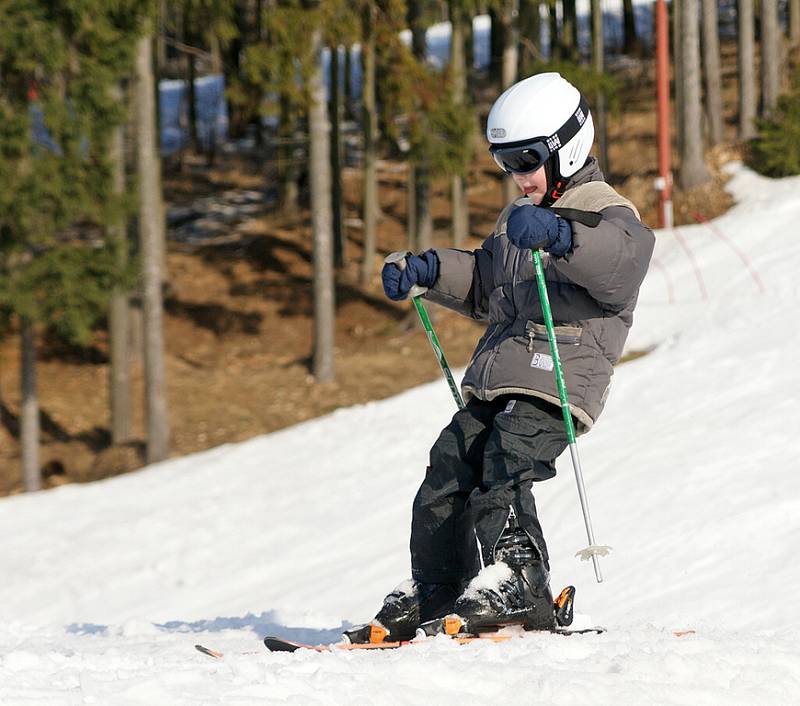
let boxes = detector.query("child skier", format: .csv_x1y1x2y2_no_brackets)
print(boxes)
354,72,654,642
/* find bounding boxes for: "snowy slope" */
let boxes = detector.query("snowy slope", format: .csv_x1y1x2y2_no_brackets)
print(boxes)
2,161,800,705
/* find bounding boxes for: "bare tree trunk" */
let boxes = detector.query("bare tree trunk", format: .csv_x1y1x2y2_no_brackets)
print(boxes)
760,0,781,117
135,31,170,464
409,0,433,253
673,0,684,156
226,2,247,138
450,0,469,248
415,170,433,252
678,0,711,188
738,0,757,139
344,45,353,120
109,84,131,444
184,10,200,154
592,0,609,174
209,33,223,74
488,7,503,84
20,317,40,492
562,0,578,61
407,165,417,250
518,0,542,77
548,2,559,60
450,179,467,247
279,96,300,212
701,0,724,145
157,0,168,69
129,291,143,366
329,44,345,269
360,3,378,284
501,0,519,205
501,0,518,89
622,0,639,54
791,0,800,46
309,27,336,383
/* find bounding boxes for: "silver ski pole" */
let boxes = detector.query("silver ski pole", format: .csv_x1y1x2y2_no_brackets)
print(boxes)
531,248,611,583
384,252,465,409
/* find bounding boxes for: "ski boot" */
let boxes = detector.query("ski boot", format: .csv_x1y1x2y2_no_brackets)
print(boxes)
450,523,556,633
343,580,459,644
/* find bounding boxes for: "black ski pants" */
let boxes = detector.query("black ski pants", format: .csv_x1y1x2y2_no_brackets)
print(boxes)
410,394,568,586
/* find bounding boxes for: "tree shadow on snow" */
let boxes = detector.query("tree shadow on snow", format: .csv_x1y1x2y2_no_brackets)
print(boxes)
156,610,352,644
67,611,352,645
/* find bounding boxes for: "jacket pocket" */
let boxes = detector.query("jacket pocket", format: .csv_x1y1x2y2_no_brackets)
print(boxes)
524,321,582,352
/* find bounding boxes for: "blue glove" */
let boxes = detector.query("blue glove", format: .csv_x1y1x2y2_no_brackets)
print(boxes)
382,250,440,301
506,204,573,257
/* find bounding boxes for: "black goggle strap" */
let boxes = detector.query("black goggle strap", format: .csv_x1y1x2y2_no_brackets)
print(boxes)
542,94,590,155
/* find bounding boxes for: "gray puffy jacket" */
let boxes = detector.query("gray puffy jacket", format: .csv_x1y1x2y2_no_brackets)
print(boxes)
424,158,655,432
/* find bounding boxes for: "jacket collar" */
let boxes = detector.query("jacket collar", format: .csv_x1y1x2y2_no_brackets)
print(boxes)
563,157,605,193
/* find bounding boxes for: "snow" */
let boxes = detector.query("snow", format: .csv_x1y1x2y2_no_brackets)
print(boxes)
3,160,800,704
460,561,514,598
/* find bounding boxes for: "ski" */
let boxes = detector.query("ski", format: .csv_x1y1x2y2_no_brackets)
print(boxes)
263,624,605,654
415,613,606,640
262,582,602,653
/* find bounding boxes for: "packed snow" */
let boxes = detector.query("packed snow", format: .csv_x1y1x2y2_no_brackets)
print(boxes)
2,161,800,704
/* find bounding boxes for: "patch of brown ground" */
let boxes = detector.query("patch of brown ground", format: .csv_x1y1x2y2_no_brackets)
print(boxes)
0,53,747,495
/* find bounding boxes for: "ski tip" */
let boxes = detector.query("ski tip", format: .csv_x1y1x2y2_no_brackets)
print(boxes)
195,644,224,659
263,636,302,653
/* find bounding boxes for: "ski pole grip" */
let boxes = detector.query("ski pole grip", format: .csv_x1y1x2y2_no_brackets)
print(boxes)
384,251,428,299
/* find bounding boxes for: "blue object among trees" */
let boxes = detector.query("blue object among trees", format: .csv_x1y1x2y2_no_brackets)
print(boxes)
158,74,229,155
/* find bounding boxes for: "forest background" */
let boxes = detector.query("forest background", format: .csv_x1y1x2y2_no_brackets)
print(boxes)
1,0,799,495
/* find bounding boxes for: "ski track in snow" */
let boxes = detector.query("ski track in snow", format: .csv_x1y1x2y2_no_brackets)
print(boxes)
3,161,800,704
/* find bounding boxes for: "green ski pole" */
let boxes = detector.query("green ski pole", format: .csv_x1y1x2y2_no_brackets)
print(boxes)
384,252,465,409
531,248,610,583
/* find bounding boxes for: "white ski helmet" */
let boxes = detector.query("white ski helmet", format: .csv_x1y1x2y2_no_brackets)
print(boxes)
487,72,594,200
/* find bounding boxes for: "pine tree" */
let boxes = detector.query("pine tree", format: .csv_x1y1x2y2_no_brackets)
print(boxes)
0,0,147,489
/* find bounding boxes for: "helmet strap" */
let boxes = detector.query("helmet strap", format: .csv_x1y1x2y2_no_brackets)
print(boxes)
541,155,568,208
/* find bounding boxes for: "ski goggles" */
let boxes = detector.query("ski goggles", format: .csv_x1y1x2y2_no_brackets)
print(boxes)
489,95,590,175
490,139,551,175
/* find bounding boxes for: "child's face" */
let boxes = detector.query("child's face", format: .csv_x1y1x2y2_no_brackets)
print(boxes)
511,166,548,205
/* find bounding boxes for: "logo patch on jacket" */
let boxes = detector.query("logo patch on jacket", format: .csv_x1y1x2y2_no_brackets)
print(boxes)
530,353,554,371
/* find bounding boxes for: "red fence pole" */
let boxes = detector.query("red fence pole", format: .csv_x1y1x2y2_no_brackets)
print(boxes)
656,0,673,228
